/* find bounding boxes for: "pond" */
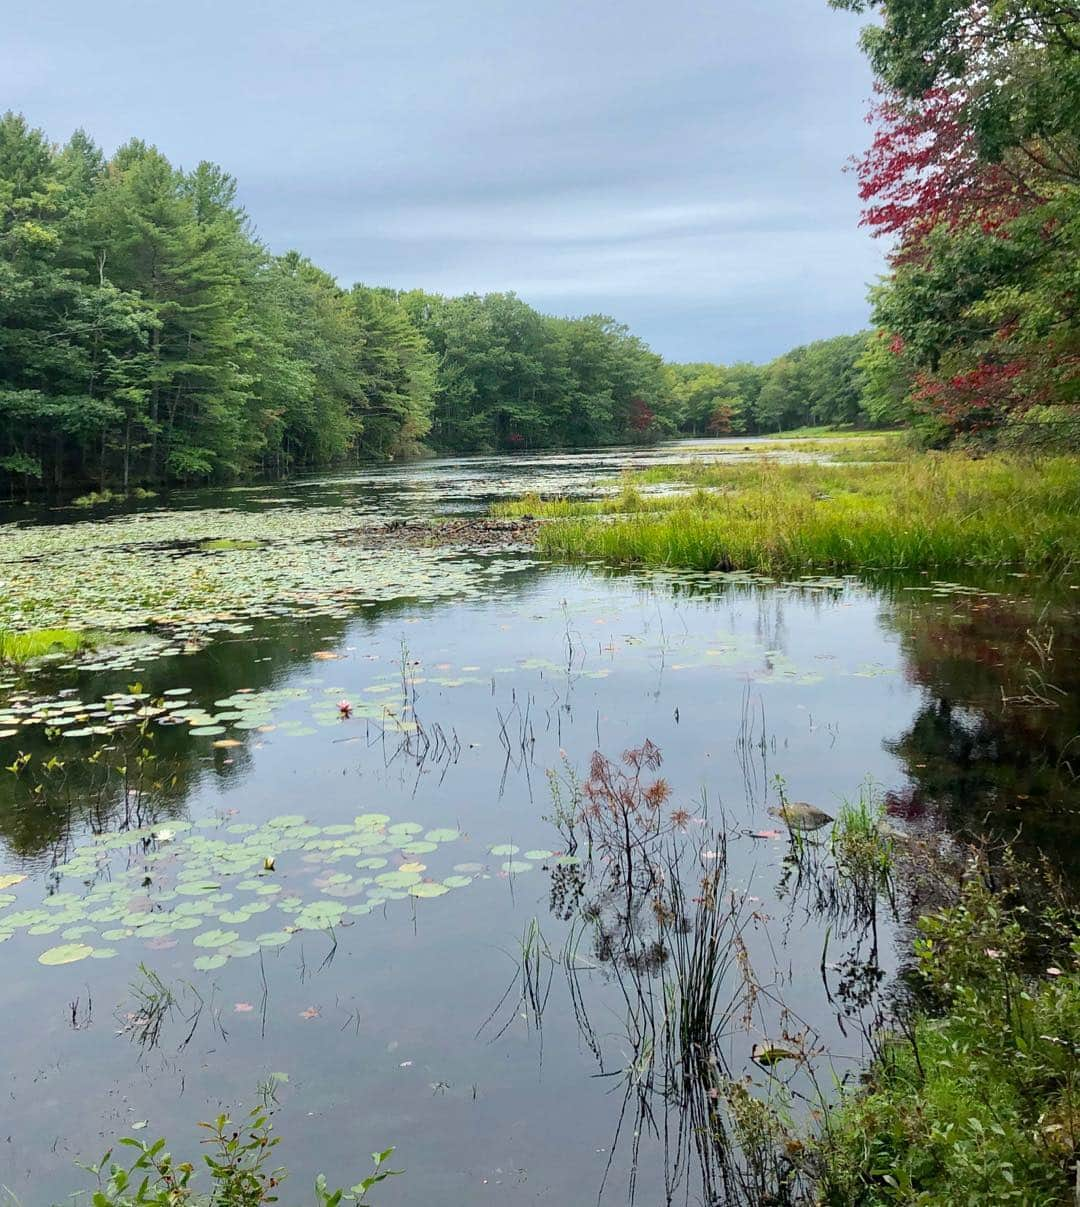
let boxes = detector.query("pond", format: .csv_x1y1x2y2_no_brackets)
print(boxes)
1,442,1077,1204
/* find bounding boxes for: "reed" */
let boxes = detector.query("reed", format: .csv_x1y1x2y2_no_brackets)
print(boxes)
499,454,1080,573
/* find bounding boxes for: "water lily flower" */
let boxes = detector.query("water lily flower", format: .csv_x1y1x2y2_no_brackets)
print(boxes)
152,828,175,843
338,699,352,718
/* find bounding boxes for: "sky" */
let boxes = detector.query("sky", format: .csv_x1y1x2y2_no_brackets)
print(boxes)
4,0,886,364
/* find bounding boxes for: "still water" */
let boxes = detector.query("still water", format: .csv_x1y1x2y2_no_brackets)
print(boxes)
0,444,1077,1204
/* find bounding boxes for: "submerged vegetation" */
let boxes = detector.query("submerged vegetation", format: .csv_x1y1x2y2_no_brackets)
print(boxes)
501,453,1080,573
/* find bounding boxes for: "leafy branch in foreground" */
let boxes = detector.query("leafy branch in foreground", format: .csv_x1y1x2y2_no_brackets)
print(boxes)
77,1099,400,1206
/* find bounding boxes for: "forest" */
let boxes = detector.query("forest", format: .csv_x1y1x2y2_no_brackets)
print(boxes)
0,113,892,497
7,0,1078,503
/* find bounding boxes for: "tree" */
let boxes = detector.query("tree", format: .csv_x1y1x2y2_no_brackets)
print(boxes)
836,0,1080,442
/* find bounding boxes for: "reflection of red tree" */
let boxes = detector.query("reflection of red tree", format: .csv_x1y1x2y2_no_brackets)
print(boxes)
882,587,1080,873
628,398,655,432
505,431,525,449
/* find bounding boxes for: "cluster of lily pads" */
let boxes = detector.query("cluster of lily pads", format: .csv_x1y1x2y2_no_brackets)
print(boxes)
0,682,421,744
0,812,565,970
0,504,540,670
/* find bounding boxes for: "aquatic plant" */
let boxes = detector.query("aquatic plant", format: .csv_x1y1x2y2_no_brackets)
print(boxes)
0,807,476,973
0,627,89,666
830,780,894,886
79,1096,399,1205
498,453,1080,573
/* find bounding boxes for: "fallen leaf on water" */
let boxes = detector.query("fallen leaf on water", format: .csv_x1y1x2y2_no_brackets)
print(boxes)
751,829,783,840
131,1120,148,1131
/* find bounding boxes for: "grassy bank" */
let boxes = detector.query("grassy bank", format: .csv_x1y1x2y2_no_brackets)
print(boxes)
811,869,1080,1205
497,453,1080,573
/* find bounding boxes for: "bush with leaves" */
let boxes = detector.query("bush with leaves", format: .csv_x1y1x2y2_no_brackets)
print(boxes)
812,858,1080,1205
79,1101,400,1206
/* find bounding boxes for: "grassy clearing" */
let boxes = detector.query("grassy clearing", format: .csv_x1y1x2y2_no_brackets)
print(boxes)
498,454,1080,573
812,870,1080,1205
0,627,90,665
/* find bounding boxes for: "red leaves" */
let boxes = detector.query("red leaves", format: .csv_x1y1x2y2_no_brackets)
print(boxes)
855,87,1038,256
628,398,655,432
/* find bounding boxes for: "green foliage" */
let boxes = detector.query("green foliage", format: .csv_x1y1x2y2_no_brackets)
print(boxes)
0,111,699,486
666,333,891,436
830,780,894,885
0,626,88,665
403,291,674,451
813,869,1080,1205
833,0,1080,441
79,1100,400,1206
505,452,1080,572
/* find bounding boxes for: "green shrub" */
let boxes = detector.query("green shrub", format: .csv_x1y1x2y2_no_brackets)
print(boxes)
813,870,1080,1205
78,1100,400,1206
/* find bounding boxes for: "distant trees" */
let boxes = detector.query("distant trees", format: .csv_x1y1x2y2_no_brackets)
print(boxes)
0,110,901,497
666,332,885,435
401,292,675,452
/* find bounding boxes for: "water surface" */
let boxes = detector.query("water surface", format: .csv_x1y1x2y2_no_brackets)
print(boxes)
1,445,1077,1204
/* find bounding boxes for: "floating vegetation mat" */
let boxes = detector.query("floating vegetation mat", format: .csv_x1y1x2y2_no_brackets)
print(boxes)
0,812,519,970
0,683,423,741
0,505,540,667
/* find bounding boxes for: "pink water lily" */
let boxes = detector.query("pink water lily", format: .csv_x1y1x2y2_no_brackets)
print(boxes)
338,699,352,718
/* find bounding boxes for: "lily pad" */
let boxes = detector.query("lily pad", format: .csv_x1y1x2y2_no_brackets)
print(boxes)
425,828,460,843
193,954,228,971
38,943,94,965
192,928,240,948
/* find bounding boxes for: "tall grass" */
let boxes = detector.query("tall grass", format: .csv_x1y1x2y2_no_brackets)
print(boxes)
501,454,1080,573
0,626,88,665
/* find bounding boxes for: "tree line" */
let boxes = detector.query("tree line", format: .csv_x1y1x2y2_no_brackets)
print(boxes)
830,0,1080,447
666,331,890,436
0,112,890,498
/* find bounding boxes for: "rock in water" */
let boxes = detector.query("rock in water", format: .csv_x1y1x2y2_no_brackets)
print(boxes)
767,802,834,832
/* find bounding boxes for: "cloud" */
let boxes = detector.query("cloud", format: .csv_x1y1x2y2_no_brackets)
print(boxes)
2,0,885,361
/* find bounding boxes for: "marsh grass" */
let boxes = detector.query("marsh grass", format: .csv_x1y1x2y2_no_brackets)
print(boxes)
830,782,894,886
0,626,89,665
499,454,1080,573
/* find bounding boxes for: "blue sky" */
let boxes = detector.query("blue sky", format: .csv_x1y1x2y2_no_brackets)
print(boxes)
4,0,886,363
